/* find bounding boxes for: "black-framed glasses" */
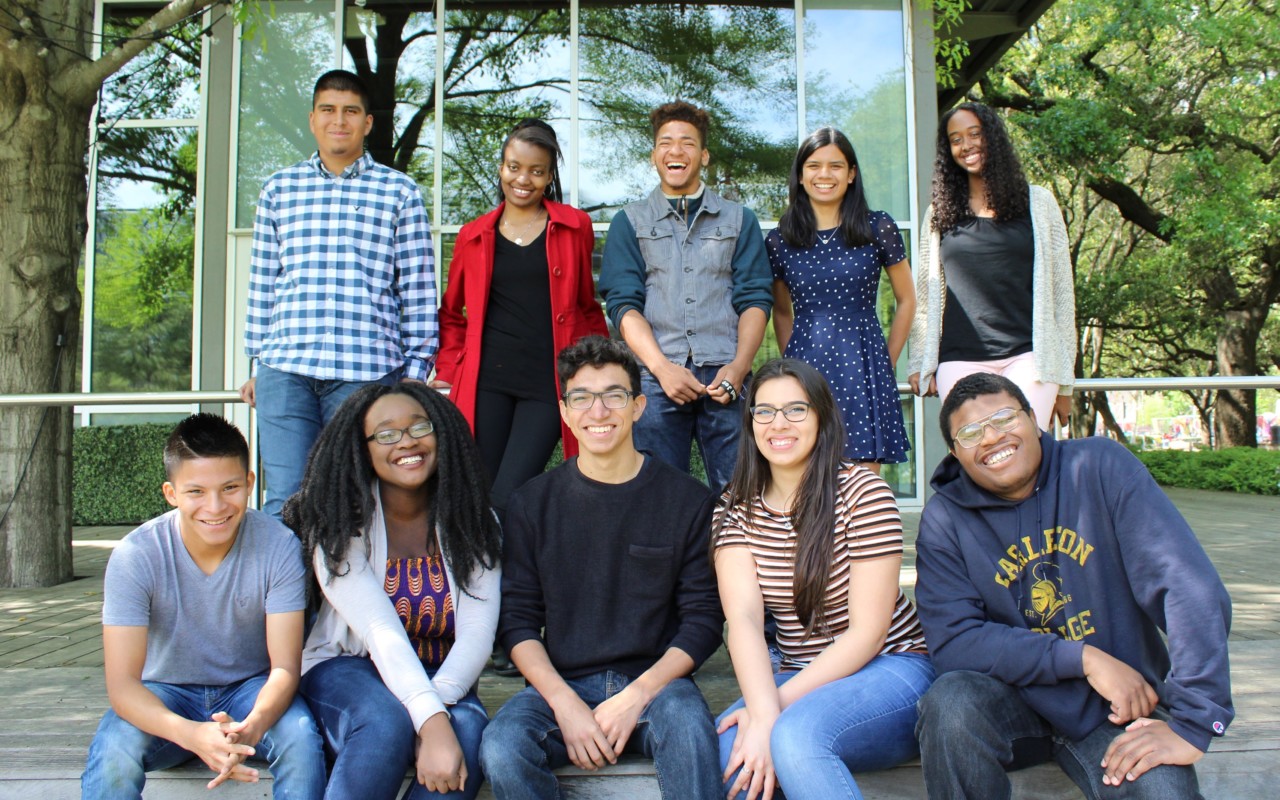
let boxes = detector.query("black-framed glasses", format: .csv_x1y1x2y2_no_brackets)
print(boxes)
952,407,1021,449
562,389,634,411
750,402,811,424
366,420,435,445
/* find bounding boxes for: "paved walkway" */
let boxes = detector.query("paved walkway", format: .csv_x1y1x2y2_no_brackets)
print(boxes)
1,487,1276,798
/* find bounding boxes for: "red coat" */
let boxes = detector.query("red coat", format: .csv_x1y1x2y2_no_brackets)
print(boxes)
436,200,608,457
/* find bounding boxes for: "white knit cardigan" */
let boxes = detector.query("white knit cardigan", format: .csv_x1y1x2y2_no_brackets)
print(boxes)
907,184,1077,396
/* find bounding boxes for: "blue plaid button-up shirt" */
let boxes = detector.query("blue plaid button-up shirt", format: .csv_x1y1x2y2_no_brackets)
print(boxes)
245,152,437,382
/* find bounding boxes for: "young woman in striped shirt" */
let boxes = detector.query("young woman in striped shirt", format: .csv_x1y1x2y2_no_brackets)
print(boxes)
712,358,933,800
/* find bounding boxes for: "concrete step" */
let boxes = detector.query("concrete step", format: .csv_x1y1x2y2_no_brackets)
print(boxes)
7,749,1274,800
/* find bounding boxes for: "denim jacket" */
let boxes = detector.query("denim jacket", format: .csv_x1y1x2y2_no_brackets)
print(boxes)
617,187,749,365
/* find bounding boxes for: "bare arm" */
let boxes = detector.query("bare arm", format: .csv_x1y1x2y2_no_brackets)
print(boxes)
593,646,696,755
777,554,899,708
715,546,781,800
771,280,794,355
103,626,257,785
617,309,705,404
507,639,616,770
708,307,768,404
883,260,915,367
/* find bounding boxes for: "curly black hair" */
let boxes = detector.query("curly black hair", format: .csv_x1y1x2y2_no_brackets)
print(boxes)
283,382,501,608
930,102,1030,234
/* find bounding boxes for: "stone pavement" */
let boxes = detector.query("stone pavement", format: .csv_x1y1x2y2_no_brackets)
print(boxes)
1,487,1276,798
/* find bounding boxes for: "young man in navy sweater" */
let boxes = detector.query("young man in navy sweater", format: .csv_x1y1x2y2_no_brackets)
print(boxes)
914,372,1232,799
479,336,724,800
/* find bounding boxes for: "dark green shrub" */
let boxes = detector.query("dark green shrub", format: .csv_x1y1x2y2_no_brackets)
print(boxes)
73,424,171,524
1134,447,1280,496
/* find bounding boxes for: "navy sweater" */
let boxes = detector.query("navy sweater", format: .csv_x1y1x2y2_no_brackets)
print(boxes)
499,456,723,679
915,432,1233,751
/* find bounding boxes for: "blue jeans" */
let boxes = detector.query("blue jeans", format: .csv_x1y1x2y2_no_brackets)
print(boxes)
635,361,746,495
916,670,1203,800
81,673,325,800
479,672,721,800
300,655,487,800
717,652,934,800
255,364,401,518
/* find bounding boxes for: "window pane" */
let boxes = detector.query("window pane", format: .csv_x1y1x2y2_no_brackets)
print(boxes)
236,0,336,227
439,1,569,225
804,0,908,220
91,129,198,392
100,7,202,121
342,2,438,203
578,3,797,221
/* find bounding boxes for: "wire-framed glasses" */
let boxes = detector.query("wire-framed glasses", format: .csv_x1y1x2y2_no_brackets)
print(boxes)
750,402,811,424
562,389,634,411
952,407,1021,449
366,421,435,445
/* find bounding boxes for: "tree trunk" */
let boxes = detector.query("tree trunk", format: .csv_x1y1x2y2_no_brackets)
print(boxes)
1213,307,1265,449
0,11,94,586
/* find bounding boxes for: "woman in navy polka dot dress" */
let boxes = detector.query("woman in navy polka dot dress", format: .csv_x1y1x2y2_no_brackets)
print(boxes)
768,128,915,473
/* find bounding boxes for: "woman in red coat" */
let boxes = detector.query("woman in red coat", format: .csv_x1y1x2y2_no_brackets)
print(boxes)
434,119,607,517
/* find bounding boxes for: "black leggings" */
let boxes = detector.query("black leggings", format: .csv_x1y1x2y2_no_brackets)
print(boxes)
474,389,562,519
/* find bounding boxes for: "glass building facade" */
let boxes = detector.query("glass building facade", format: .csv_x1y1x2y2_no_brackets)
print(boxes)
83,0,939,503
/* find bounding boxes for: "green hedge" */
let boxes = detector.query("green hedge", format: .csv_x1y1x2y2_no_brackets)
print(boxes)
73,424,172,525
1134,447,1280,496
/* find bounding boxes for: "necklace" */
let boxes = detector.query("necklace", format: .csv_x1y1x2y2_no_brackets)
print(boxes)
501,209,545,245
816,227,839,246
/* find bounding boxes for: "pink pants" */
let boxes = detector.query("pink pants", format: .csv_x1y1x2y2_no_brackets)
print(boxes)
936,352,1060,431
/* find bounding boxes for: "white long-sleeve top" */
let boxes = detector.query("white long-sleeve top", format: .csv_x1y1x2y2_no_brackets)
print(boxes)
301,484,500,731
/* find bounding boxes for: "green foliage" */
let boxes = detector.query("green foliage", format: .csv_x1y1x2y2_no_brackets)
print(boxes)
73,424,172,525
1134,447,1280,496
925,0,971,89
981,0,1280,445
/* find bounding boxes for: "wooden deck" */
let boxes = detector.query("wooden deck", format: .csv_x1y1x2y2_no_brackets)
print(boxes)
2,488,1277,798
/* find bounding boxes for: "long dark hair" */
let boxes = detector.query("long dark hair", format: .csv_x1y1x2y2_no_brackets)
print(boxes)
496,118,564,204
714,358,847,637
931,102,1030,234
776,127,874,249
284,382,501,608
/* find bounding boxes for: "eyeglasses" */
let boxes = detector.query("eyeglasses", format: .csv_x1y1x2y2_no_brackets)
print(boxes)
366,420,435,445
750,402,811,424
952,407,1021,449
562,389,634,411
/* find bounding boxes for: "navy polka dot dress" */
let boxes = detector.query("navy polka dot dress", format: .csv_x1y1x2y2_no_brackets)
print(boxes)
766,210,910,463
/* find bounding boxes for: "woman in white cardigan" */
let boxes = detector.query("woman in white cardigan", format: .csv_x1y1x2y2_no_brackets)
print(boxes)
908,102,1076,430
286,382,502,800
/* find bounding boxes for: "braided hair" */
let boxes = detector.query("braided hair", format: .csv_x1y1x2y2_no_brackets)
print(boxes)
284,382,501,608
930,102,1030,234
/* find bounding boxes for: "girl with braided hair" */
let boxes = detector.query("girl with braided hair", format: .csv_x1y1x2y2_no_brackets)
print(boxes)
907,101,1076,430
285,382,501,799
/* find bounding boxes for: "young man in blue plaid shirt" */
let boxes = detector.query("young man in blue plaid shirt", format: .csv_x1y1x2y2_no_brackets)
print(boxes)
240,70,437,518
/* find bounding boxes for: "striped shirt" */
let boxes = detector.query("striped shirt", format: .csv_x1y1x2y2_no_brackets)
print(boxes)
714,463,927,668
245,152,438,382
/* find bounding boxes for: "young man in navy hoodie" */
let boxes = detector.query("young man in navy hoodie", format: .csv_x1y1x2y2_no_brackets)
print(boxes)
913,373,1232,799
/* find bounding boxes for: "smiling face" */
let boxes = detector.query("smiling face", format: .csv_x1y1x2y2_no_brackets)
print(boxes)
948,391,1042,501
364,393,438,493
309,89,373,172
652,120,709,195
500,138,553,211
800,143,855,210
947,108,984,176
162,457,254,557
559,364,646,459
751,376,818,474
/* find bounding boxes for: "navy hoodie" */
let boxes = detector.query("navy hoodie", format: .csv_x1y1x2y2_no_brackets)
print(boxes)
915,432,1233,751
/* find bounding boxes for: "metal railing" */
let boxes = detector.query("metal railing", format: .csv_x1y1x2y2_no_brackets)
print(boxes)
2,376,1280,408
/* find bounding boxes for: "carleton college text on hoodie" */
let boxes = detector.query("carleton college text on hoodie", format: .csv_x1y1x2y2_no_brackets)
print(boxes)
914,432,1233,751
